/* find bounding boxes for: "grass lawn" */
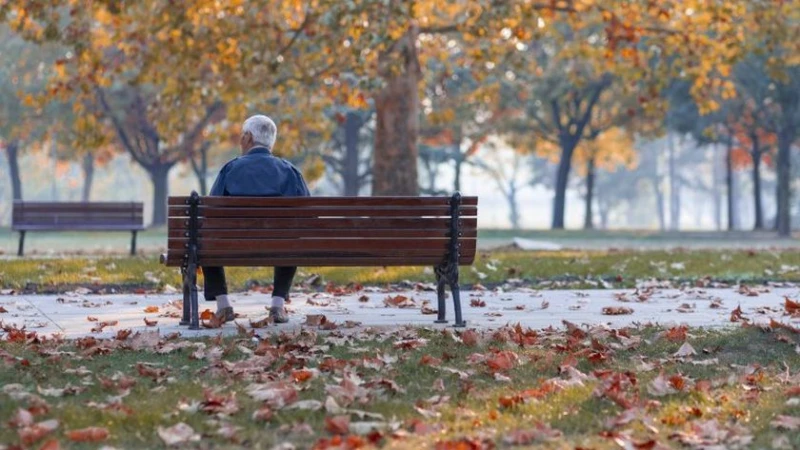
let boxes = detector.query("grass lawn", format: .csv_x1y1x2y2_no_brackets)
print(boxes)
1,324,798,449
3,249,800,293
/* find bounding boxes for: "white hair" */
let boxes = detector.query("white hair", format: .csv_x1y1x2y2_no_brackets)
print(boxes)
242,115,277,150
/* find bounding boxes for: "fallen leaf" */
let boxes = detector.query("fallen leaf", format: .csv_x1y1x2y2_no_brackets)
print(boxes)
784,297,800,315
771,415,800,430
200,309,214,320
383,295,416,308
486,350,518,372
470,299,486,307
144,317,158,327
157,423,200,447
19,419,59,445
674,342,697,358
602,306,633,315
305,314,327,326
325,415,350,435
144,306,160,313
65,427,109,442
503,423,563,445
461,330,479,346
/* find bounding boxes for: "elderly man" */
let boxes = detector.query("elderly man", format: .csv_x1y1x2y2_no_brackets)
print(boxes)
203,115,310,324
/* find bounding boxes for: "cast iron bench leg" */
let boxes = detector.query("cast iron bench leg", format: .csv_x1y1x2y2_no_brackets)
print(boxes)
17,231,26,257
180,267,191,326
187,263,200,330
130,230,138,256
452,283,465,328
434,268,447,323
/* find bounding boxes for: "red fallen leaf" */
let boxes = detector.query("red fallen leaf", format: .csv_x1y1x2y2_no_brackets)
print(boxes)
143,305,160,313
38,439,60,450
486,350,518,372
470,299,486,307
200,309,214,320
66,427,109,442
86,316,99,322
325,415,350,435
420,355,442,367
499,394,523,408
785,386,800,396
314,435,366,450
784,297,800,315
434,437,492,449
602,306,633,315
292,370,314,383
461,330,479,346
668,374,687,391
144,317,158,327
133,288,147,294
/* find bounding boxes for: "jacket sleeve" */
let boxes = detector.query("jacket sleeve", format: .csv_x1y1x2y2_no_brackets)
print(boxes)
295,168,311,197
210,162,231,196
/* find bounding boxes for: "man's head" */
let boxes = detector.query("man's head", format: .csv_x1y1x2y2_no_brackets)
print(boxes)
240,115,277,154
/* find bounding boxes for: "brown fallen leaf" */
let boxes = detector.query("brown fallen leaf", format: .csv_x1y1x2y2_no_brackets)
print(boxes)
65,427,109,442
730,305,747,322
252,406,273,422
383,295,416,308
470,299,486,307
602,306,633,315
305,314,327,326
461,329,479,346
38,439,60,450
503,423,563,445
358,295,369,302
0,306,8,313
86,316,98,322
486,350,518,372
421,305,438,315
144,317,158,327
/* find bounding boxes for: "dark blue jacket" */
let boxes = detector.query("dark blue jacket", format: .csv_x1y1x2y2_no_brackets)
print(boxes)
210,147,310,197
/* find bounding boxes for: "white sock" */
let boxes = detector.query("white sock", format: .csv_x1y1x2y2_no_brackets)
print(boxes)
216,294,231,310
271,296,285,308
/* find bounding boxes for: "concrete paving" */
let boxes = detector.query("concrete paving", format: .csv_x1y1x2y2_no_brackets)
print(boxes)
1,286,799,339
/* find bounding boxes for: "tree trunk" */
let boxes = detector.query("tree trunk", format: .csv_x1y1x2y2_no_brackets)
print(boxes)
552,135,578,229
188,143,209,196
508,184,520,229
452,130,463,193
725,139,736,231
343,112,362,196
5,140,23,201
710,145,722,230
668,132,680,230
148,163,173,227
751,146,764,230
776,129,793,236
583,157,596,230
81,153,94,202
652,175,666,231
372,24,421,196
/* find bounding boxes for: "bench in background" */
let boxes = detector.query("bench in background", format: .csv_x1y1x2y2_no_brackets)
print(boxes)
12,201,145,256
161,192,478,329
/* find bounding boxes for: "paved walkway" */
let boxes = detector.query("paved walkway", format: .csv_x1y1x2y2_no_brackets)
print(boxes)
1,286,798,339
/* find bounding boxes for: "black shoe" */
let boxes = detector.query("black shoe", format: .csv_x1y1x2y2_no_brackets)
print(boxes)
270,307,288,324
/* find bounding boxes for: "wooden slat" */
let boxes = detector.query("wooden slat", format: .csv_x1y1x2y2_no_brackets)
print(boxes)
12,225,146,231
168,196,478,207
167,228,478,239
168,217,477,230
168,206,476,218
164,256,475,267
168,238,476,253
14,203,143,212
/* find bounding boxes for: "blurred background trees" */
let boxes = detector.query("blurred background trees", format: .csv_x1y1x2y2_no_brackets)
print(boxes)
1,0,799,234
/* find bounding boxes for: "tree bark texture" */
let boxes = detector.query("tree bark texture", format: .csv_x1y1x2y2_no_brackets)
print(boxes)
149,163,174,227
81,153,94,202
583,157,596,230
5,140,22,201
372,24,421,196
776,129,793,236
343,112,363,196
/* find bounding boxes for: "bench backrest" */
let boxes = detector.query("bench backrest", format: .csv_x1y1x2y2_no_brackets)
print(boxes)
12,202,144,230
163,195,478,267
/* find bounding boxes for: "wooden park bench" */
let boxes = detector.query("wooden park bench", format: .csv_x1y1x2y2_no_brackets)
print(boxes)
161,191,478,330
12,201,145,256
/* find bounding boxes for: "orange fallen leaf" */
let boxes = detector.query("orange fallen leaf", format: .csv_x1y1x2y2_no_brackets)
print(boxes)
38,439,60,450
200,309,214,320
461,329,479,346
292,370,314,383
144,306,160,313
66,427,109,442
486,350,518,372
730,305,746,322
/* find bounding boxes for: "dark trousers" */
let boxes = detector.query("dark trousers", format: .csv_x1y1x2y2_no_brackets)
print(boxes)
203,266,298,301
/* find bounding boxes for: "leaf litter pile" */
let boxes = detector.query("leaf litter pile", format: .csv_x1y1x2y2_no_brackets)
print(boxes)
1,320,799,449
